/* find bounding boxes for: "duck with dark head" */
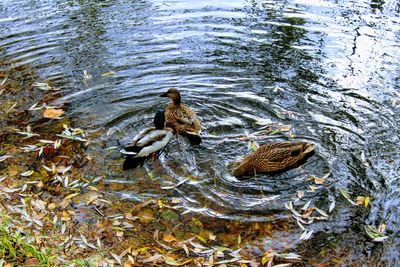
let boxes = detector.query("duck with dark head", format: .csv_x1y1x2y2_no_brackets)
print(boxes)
121,108,173,170
160,88,202,145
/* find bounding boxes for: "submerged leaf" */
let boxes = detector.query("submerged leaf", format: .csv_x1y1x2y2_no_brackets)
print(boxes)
315,207,328,217
329,199,335,213
339,188,356,205
20,170,34,177
0,155,13,162
43,108,64,119
364,225,388,242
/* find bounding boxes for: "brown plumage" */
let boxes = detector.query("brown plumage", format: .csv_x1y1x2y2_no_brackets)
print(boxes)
160,88,202,144
234,142,315,179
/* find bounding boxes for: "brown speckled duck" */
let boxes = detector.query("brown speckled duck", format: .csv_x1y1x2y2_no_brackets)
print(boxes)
234,142,315,179
160,88,202,145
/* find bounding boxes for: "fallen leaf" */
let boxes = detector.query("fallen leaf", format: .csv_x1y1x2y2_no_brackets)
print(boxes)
24,258,40,267
356,196,365,205
339,188,356,205
365,197,370,207
43,108,64,119
209,232,216,241
64,192,80,200
314,177,325,185
163,234,176,243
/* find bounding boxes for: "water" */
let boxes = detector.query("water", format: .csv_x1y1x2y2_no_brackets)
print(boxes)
1,0,400,265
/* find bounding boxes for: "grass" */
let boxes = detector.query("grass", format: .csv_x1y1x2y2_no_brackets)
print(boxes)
0,215,53,266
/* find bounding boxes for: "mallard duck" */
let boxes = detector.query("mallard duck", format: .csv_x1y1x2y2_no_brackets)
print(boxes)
121,108,173,169
160,88,202,145
233,142,315,179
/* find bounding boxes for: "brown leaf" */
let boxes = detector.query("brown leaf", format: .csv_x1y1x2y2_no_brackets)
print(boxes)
43,108,64,119
24,258,40,267
314,177,325,185
302,208,314,218
356,196,365,205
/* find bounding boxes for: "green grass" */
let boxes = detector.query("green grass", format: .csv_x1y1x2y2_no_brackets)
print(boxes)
0,216,53,266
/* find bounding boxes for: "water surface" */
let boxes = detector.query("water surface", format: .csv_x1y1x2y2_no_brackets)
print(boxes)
1,0,399,265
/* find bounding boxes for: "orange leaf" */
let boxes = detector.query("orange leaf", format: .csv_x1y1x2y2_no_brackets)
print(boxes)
43,108,64,119
163,233,176,243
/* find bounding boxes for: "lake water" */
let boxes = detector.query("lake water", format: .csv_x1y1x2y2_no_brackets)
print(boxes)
1,0,399,265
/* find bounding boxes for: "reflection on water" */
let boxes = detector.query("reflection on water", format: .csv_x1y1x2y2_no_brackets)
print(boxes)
1,0,400,264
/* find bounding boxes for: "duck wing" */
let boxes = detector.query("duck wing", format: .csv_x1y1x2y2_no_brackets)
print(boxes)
129,126,156,146
133,130,173,158
255,143,306,162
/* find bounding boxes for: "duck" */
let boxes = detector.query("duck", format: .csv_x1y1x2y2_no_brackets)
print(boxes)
160,88,202,145
233,141,315,179
121,108,173,169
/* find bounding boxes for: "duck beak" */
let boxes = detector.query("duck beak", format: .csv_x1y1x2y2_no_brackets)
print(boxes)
159,92,168,97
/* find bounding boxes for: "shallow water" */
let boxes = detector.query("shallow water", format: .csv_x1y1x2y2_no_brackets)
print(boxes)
1,0,400,265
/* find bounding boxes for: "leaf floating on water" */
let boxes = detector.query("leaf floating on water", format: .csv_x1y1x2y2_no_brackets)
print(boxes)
248,140,259,151
83,70,92,81
301,200,311,211
299,229,314,241
33,82,53,91
275,253,301,261
339,188,356,205
105,146,118,150
43,108,64,119
296,219,306,231
284,201,293,210
161,177,190,190
314,177,325,185
101,71,115,76
364,225,389,242
329,199,335,213
360,151,369,167
364,196,370,207
315,207,328,217
268,129,281,135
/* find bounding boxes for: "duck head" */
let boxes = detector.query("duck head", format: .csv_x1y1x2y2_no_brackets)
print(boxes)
233,163,249,179
160,88,181,105
153,108,166,130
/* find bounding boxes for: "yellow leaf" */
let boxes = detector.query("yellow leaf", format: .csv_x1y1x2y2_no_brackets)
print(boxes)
163,234,176,243
61,210,71,221
356,196,365,205
364,197,370,207
158,199,164,208
261,255,270,265
43,108,64,119
196,235,207,244
309,185,316,192
209,232,216,241
64,192,80,200
48,203,57,210
238,233,242,244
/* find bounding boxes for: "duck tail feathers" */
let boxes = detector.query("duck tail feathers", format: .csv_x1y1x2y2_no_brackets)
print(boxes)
122,157,146,170
185,132,202,145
